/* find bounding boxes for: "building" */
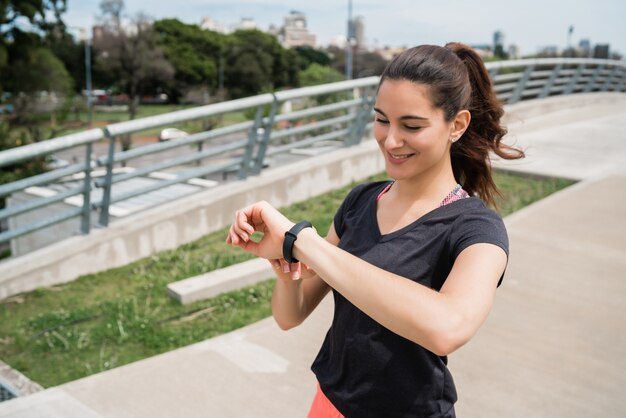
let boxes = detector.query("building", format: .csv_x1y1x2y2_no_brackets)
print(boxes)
280,10,316,48
353,15,365,50
231,17,257,32
578,39,591,57
199,16,225,33
593,44,610,59
507,44,520,59
493,30,505,58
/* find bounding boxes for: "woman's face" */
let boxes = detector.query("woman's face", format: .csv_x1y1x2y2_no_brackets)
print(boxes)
373,79,455,182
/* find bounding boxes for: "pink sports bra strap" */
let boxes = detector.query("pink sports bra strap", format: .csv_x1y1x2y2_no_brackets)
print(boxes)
375,182,469,206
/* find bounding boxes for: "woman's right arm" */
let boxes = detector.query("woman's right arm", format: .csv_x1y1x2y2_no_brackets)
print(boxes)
270,224,340,330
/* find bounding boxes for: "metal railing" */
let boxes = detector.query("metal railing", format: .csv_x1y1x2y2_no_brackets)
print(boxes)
0,58,625,253
488,58,626,103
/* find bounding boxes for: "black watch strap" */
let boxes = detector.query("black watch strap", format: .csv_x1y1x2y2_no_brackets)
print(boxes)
283,221,312,263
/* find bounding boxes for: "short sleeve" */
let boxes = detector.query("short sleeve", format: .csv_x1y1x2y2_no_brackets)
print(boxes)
333,183,368,238
449,207,509,286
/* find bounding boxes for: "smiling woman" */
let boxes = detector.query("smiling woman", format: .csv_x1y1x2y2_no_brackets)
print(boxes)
226,43,524,418
373,80,468,185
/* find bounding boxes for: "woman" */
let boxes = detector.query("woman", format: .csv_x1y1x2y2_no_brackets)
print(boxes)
226,43,524,417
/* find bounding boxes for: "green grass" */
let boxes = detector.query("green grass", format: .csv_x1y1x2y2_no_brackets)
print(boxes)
0,171,573,387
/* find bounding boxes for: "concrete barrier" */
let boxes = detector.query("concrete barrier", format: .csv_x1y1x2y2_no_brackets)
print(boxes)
167,258,274,305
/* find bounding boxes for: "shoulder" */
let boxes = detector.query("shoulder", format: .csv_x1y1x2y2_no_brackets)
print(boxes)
449,198,509,258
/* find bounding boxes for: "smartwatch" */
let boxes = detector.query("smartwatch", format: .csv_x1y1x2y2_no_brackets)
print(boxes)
283,221,313,263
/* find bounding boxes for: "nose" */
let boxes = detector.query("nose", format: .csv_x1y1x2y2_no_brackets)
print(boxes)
383,125,405,150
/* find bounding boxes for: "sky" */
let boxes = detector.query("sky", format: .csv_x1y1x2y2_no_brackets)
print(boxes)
63,0,626,57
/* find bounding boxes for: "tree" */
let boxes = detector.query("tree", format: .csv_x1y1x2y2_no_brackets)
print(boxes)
299,63,345,106
294,46,331,70
300,63,344,86
94,2,174,150
223,29,299,98
153,18,223,103
0,1,67,90
0,0,73,145
353,51,389,78
6,47,74,137
46,30,89,94
0,0,72,216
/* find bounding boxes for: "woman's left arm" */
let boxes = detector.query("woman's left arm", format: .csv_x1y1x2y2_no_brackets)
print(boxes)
227,201,507,356
292,228,508,356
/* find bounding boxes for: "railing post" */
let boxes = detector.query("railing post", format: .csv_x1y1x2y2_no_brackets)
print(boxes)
564,64,585,95
600,65,620,92
509,65,534,104
238,106,264,179
99,130,116,227
616,68,626,93
80,143,93,234
539,63,562,99
251,94,279,175
583,64,604,93
488,67,499,82
346,86,376,146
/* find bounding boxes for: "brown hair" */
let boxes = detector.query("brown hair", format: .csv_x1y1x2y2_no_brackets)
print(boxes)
379,42,524,206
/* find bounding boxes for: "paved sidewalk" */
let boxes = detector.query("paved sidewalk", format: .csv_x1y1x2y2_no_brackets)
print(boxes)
1,95,625,417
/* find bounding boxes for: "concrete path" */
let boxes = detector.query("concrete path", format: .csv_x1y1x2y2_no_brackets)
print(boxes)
1,94,625,417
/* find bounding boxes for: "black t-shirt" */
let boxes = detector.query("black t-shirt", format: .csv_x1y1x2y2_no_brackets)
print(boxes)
311,181,509,418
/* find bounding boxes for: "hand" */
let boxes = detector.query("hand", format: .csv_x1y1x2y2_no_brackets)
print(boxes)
226,201,295,260
269,259,318,281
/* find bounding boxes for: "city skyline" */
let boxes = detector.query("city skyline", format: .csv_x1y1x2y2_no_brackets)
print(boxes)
65,0,626,57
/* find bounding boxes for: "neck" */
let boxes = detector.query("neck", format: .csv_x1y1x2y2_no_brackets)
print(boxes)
390,157,457,204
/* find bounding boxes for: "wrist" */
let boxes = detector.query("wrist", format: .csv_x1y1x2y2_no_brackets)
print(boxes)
282,221,313,263
292,227,318,264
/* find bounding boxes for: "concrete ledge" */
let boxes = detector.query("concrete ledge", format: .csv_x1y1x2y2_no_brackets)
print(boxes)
0,360,43,397
502,92,626,126
167,258,273,305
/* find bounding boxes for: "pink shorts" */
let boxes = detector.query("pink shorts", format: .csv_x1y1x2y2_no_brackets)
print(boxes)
307,383,344,418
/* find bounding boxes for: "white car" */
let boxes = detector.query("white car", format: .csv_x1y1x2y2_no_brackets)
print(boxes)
158,128,188,141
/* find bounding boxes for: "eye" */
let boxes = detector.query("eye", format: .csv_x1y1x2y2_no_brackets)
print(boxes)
404,126,423,131
375,117,389,124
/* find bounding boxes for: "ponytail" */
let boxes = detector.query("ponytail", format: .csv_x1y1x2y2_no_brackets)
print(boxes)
445,42,524,207
379,42,525,207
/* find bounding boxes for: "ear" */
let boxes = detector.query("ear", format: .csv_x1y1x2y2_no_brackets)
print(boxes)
450,110,471,140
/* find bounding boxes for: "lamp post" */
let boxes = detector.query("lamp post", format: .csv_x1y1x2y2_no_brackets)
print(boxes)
79,28,93,128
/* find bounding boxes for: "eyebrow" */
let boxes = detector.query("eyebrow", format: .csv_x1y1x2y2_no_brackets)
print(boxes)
373,107,429,121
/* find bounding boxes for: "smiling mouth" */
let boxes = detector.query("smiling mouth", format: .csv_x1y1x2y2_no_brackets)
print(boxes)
388,152,416,161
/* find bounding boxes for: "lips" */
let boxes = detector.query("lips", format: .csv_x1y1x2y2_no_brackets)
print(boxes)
387,152,415,163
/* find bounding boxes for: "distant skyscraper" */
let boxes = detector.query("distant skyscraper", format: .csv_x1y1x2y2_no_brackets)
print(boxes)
593,44,610,59
579,39,591,57
353,15,365,50
280,10,316,48
493,30,505,58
